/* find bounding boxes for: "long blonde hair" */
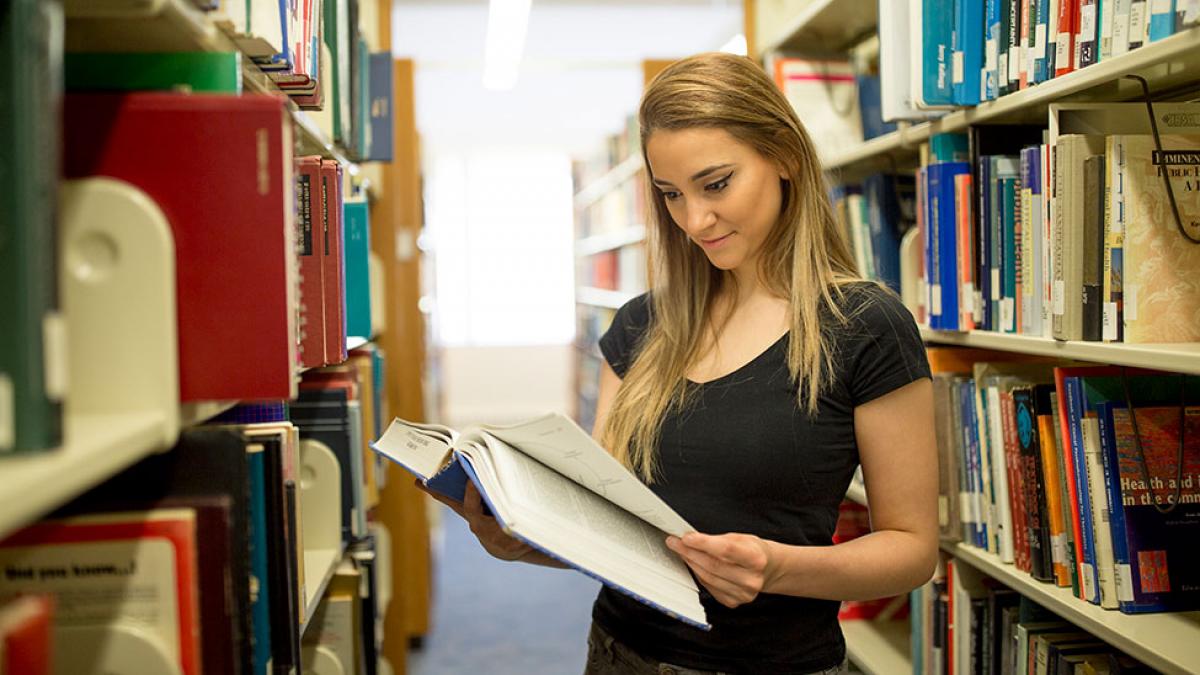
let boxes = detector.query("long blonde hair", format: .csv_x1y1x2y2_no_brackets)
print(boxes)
601,52,864,481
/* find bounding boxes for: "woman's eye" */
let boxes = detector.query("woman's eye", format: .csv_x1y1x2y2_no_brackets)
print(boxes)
662,190,681,201
705,175,732,193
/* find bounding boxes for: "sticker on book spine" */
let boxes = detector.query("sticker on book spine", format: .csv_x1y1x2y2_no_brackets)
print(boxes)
1052,534,1067,565
1103,303,1118,341
992,269,1001,300
959,492,974,522
1116,563,1135,603
1001,298,1015,332
931,284,943,317
43,312,67,402
1080,5,1098,38
1036,24,1047,55
962,283,975,314
0,375,12,451
1053,280,1065,315
1082,563,1098,602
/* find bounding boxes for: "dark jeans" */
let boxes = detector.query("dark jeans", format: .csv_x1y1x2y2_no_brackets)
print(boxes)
582,623,848,675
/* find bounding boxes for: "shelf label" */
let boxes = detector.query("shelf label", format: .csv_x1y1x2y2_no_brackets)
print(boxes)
1103,303,1119,341
0,375,12,451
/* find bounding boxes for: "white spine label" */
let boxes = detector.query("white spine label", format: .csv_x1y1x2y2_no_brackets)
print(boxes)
0,375,12,451
992,269,1002,300
1054,280,1065,315
1103,302,1119,341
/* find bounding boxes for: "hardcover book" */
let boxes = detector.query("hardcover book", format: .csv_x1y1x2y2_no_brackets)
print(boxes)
1115,134,1200,343
372,412,708,629
62,93,298,402
298,155,328,369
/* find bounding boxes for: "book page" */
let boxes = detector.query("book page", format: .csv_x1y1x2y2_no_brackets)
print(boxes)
372,418,456,479
473,413,693,536
480,434,687,581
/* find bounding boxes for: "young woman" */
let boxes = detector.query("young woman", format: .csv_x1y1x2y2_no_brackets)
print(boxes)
434,52,938,674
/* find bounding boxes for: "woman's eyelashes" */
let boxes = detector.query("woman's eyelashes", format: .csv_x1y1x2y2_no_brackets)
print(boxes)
660,172,734,202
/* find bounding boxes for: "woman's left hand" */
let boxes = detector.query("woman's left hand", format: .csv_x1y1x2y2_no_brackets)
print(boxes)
666,532,779,608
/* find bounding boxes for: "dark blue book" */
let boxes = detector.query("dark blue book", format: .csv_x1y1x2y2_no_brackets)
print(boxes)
856,74,898,140
928,162,970,330
366,52,394,161
978,157,994,331
862,174,912,293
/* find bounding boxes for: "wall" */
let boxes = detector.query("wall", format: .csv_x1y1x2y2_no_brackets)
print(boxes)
438,344,575,428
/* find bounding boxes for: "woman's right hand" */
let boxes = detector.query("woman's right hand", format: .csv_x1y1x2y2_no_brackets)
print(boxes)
416,479,537,562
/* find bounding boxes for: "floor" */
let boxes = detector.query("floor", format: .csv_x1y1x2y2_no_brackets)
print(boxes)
407,504,601,675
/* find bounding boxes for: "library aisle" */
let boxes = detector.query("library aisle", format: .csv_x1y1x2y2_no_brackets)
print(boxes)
6,0,1200,674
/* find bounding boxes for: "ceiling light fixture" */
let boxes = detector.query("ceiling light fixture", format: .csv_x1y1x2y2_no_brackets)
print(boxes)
482,0,532,91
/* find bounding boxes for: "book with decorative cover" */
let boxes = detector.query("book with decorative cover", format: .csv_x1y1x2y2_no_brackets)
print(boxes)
1099,403,1200,613
1117,134,1200,343
372,412,708,629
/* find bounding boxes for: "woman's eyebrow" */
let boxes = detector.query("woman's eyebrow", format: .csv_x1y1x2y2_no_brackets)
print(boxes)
651,163,735,187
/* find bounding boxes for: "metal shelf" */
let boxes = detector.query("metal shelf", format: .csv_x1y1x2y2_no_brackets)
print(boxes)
755,0,879,58
844,480,867,507
574,155,643,210
824,27,1200,172
842,619,911,675
301,544,347,636
920,328,1200,376
575,225,647,258
576,287,637,310
946,542,1200,675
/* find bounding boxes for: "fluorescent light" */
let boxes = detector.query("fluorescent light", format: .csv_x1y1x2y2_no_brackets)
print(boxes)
719,33,747,56
483,0,532,91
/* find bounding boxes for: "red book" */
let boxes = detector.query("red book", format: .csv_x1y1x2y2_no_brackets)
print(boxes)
0,510,202,675
297,155,327,368
1001,389,1031,572
321,160,348,365
1055,0,1079,77
0,595,53,675
63,93,298,401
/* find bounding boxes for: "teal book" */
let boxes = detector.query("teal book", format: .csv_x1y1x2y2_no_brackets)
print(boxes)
64,52,242,92
0,0,63,453
343,199,372,339
1001,176,1018,334
931,132,970,162
247,444,273,675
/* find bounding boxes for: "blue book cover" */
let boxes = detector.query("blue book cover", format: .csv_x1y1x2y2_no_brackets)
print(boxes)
366,52,394,161
961,379,989,549
953,0,985,105
931,132,970,162
978,157,994,331
924,167,943,329
1031,0,1050,83
211,401,289,425
1149,0,1177,40
855,74,898,140
246,446,273,675
863,174,908,292
924,0,958,106
985,0,1002,99
929,162,970,331
1104,402,1200,613
343,200,372,340
1064,376,1102,604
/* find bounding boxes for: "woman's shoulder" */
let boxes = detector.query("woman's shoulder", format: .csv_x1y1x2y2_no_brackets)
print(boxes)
829,281,916,330
614,291,654,328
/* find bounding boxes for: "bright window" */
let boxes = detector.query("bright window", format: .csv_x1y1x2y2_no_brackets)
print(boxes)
426,149,576,346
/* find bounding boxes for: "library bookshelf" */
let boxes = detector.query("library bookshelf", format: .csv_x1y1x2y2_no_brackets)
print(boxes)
760,0,1200,673
1,1,428,671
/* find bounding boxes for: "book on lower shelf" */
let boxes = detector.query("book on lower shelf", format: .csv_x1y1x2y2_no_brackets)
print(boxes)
371,412,709,629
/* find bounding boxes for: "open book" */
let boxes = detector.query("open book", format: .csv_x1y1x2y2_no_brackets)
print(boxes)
370,412,709,630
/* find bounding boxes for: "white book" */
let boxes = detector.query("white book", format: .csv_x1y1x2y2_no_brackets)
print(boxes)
371,412,708,629
1081,417,1119,609
879,0,945,122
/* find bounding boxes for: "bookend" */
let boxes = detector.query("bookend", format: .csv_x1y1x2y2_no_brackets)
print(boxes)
300,438,344,611
60,177,180,449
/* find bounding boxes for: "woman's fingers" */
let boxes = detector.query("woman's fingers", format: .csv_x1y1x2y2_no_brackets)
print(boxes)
412,479,466,518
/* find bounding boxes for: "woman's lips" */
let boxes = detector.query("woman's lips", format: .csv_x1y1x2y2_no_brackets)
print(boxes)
699,232,734,249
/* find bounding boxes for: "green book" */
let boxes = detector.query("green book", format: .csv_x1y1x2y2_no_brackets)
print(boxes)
1,0,64,453
64,52,242,93
324,0,351,144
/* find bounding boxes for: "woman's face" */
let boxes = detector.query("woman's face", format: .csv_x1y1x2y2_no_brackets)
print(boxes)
645,127,785,275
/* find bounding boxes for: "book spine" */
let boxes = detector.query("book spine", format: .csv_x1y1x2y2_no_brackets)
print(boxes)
967,380,995,552
979,158,994,331
956,173,976,331
986,0,1003,99
1020,148,1035,335
1064,377,1101,603
1065,374,1099,600
1055,0,1078,75
986,384,1016,564
1128,0,1149,48
1034,0,1051,82
1080,0,1100,65
1001,388,1031,571
1112,0,1133,54
1082,409,1120,608
1082,154,1105,341
1020,0,1033,89
1095,402,1135,612
1100,0,1117,58
991,163,1006,331
1002,177,1018,333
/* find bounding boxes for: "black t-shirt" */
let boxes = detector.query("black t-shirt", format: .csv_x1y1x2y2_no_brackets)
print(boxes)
593,282,931,674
